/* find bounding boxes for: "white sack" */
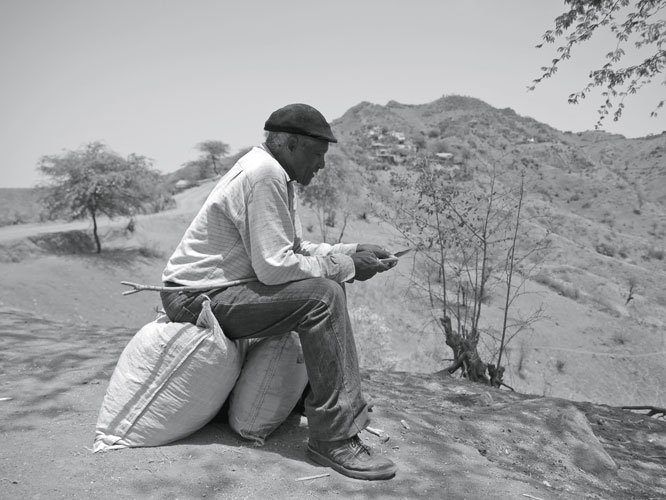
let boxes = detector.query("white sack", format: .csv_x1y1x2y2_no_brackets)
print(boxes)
228,332,308,445
94,297,244,451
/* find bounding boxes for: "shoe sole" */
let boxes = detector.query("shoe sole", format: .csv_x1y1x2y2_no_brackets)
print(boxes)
306,446,397,481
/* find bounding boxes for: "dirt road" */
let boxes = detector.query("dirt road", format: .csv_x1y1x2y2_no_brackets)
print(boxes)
0,180,215,243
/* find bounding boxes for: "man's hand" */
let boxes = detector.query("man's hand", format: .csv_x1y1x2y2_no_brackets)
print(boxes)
350,251,387,281
356,244,391,259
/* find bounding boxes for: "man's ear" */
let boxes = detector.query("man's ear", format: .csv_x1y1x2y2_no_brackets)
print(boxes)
286,135,299,152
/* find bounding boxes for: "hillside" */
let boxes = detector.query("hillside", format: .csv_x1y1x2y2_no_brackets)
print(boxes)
324,95,666,407
0,187,42,226
0,95,665,411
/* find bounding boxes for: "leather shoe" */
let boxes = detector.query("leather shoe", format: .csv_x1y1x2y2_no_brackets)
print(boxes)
307,435,397,480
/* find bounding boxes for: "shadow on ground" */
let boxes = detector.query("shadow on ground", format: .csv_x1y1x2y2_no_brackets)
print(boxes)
1,305,665,500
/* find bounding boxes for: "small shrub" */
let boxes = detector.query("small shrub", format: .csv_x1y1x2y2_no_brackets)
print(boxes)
534,273,580,300
646,247,665,260
601,211,615,227
137,244,164,259
556,359,566,373
611,332,627,345
595,242,616,257
412,135,426,149
125,217,136,234
655,292,666,307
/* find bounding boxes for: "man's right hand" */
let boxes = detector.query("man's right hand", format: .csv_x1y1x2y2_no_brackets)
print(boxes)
350,251,387,281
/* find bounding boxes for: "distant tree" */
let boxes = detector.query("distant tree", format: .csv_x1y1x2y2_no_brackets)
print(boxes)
300,153,363,243
184,140,230,179
38,142,166,253
531,0,666,127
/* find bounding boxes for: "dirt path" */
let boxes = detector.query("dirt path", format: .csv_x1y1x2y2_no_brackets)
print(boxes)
0,180,216,244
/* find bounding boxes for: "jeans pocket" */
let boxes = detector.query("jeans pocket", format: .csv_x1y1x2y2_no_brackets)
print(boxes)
161,291,205,324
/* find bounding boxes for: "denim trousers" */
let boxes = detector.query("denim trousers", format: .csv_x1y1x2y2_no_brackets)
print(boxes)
160,277,370,441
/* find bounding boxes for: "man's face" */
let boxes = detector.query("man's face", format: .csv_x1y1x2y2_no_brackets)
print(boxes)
289,136,329,185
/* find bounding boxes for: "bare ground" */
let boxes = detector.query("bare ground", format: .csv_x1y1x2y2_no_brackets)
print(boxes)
1,303,665,500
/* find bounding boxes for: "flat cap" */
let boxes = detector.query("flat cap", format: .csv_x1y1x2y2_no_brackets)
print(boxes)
264,103,338,143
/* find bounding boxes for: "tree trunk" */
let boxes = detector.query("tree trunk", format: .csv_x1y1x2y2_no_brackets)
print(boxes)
91,209,101,253
437,315,490,384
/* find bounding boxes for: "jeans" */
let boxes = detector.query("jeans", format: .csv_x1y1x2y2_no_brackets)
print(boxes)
160,277,369,441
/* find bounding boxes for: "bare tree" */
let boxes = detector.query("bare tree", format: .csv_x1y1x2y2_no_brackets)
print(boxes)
388,156,548,387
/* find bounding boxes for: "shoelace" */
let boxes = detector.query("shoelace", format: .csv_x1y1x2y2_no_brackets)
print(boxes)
350,436,372,457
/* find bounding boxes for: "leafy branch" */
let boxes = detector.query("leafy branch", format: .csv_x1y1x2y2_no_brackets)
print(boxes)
530,0,666,128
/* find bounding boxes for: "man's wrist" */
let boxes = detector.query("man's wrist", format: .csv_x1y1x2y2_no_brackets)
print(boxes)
332,254,356,282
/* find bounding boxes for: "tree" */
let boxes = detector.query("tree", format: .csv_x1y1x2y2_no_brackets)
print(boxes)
38,142,166,253
183,140,230,179
387,156,549,388
531,0,666,127
300,153,363,243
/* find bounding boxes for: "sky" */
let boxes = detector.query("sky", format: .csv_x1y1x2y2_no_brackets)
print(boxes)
1,0,664,188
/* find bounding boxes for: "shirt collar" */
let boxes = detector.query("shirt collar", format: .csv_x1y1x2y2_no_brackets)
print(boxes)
260,143,294,182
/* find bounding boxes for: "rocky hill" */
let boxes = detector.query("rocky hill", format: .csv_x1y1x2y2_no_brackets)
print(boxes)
331,95,666,248
321,95,666,408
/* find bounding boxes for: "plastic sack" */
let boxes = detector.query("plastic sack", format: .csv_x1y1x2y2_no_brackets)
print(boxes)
94,297,244,451
228,332,309,445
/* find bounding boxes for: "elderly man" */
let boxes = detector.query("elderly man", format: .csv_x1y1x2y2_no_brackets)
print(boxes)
160,103,397,480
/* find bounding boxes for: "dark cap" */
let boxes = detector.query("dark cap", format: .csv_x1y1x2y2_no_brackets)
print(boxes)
264,103,338,143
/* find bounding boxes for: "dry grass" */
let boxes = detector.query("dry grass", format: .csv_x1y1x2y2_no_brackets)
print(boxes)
533,272,580,301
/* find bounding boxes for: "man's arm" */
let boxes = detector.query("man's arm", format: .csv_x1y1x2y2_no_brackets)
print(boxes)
243,176,355,285
296,239,358,257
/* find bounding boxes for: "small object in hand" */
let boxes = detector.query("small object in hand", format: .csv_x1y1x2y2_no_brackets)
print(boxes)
380,256,399,269
393,248,412,258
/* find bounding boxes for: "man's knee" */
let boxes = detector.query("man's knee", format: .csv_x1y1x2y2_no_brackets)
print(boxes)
301,278,346,308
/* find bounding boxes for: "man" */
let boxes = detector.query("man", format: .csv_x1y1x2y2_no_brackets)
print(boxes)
160,103,397,480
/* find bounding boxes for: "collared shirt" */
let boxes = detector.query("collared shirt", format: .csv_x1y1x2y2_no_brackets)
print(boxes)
162,145,356,287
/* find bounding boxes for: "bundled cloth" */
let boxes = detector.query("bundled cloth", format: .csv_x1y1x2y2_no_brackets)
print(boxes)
94,296,308,451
